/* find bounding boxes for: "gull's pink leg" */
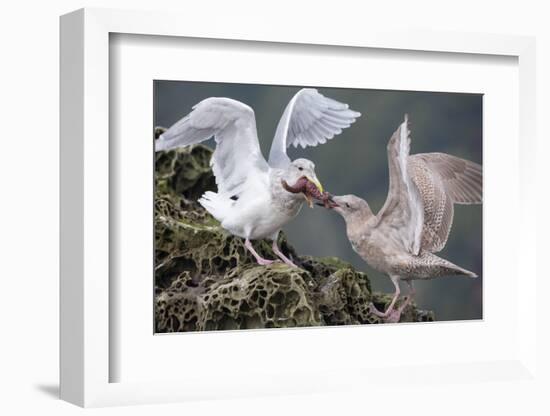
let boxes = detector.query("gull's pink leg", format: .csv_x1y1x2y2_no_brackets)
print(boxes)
272,240,298,268
405,281,416,302
385,281,415,323
244,239,273,266
368,275,401,321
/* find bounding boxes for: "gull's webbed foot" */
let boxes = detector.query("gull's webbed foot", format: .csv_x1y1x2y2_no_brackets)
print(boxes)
278,256,298,268
384,296,413,323
256,257,274,266
367,302,387,318
368,299,408,323
368,281,415,323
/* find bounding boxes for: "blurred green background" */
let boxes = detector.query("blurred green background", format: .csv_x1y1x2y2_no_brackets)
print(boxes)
154,80,483,321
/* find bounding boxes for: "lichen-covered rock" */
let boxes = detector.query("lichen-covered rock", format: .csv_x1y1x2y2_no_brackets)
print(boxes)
154,142,433,332
157,264,321,331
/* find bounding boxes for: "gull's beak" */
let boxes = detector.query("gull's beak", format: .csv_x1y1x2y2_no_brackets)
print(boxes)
315,194,339,209
329,196,341,209
306,175,324,194
305,174,323,208
327,195,339,208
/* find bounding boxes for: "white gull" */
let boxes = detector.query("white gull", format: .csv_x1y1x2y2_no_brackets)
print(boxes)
155,88,361,266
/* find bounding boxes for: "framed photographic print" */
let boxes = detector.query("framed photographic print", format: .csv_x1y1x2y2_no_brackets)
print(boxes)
153,81,482,332
60,7,538,408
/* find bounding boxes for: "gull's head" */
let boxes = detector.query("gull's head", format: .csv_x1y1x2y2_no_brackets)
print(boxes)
330,195,369,220
286,158,323,194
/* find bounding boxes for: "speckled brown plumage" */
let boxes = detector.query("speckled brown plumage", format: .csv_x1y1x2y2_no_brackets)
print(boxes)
330,115,482,321
409,153,482,253
395,251,478,281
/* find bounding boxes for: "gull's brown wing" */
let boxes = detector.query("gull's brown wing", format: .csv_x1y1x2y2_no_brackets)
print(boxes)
408,153,482,253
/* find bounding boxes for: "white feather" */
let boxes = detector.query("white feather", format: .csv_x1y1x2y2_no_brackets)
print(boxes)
155,97,269,196
268,88,361,169
155,91,361,242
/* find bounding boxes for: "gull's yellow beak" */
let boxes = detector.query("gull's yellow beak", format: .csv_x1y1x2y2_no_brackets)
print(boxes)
304,175,324,208
306,176,324,194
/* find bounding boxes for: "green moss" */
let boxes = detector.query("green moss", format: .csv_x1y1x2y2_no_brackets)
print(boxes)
154,142,434,332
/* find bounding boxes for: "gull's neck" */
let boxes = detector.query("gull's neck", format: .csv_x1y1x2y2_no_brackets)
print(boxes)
269,169,304,211
344,205,374,243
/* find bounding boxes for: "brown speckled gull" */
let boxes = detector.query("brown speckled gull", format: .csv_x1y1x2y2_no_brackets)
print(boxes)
329,115,482,322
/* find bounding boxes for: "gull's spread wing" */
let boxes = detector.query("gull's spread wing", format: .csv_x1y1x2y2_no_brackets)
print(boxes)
376,115,424,255
268,88,361,168
155,97,269,195
408,153,482,253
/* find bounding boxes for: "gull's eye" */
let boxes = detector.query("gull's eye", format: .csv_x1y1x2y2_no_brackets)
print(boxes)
298,167,303,171
345,203,351,208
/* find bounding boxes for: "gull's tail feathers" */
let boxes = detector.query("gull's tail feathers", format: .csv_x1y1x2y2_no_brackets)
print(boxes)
198,191,232,223
436,256,478,279
411,252,479,279
448,264,478,278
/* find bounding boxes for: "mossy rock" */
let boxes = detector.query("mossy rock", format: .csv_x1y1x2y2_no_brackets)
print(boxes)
154,142,433,332
157,264,320,331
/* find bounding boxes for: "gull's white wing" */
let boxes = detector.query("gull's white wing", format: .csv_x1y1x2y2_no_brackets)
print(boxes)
268,88,361,168
155,97,269,195
376,115,424,256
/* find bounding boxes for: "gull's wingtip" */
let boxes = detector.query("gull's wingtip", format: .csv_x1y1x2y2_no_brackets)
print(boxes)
155,135,169,152
297,87,317,95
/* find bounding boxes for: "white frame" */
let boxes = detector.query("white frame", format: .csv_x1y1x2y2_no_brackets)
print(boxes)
60,8,537,407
